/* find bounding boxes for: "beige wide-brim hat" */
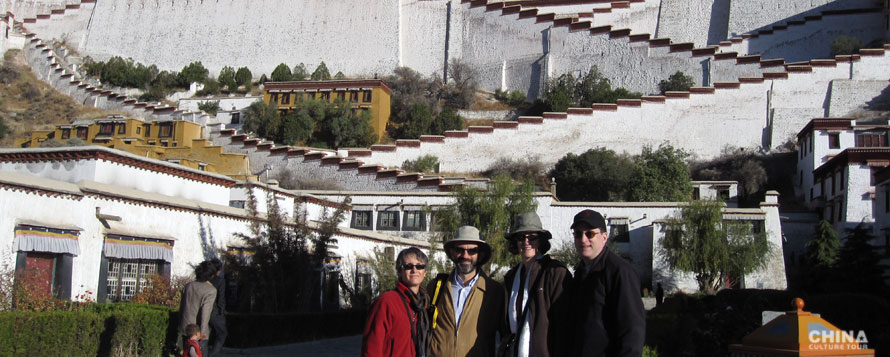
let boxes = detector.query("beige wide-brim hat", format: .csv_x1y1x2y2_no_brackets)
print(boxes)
443,226,492,266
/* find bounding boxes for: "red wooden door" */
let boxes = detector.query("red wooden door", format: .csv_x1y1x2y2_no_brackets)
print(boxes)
24,253,56,295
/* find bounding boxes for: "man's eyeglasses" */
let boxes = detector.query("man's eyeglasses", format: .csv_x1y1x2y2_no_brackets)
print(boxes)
400,264,426,271
451,247,479,256
572,229,603,239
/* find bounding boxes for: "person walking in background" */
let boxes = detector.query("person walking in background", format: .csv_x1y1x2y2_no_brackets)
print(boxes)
568,209,645,356
655,282,665,307
180,261,217,354
427,226,506,357
207,258,227,356
502,213,572,357
362,247,431,357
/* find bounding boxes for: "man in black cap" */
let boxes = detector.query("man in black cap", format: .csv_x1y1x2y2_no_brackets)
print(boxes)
567,209,645,356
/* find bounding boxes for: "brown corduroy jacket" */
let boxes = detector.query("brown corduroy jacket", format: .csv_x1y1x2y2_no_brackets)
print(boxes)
426,270,506,357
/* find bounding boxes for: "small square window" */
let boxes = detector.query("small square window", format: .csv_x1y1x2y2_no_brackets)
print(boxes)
377,211,399,231
61,128,70,139
828,133,840,149
351,211,372,230
76,127,88,140
158,124,173,138
403,211,426,231
99,123,114,136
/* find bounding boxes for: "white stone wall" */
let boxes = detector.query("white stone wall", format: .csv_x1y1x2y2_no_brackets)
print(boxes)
0,0,74,19
656,0,730,46
589,0,660,37
828,79,890,117
875,176,890,237
722,11,886,62
80,0,401,77
844,163,876,224
726,0,880,38
16,1,92,49
178,96,261,113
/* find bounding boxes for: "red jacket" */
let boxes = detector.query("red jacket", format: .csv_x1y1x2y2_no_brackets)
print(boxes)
361,282,419,357
183,339,202,357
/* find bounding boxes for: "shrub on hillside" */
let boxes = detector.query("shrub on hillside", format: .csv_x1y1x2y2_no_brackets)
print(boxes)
482,157,548,189
384,67,469,140
658,71,695,94
549,148,634,201
235,67,253,91
830,35,862,56
271,63,292,82
542,66,642,112
292,63,308,81
177,61,209,88
198,100,221,116
0,64,20,84
402,154,439,173
494,89,526,106
311,62,332,81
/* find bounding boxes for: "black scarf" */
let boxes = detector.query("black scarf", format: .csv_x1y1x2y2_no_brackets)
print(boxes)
396,285,430,357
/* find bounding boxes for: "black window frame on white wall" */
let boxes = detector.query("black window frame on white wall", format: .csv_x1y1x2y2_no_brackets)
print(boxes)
97,234,173,303
351,209,373,230
402,209,426,231
377,210,400,231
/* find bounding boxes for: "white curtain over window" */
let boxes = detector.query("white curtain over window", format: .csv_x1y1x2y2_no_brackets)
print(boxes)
14,225,81,255
103,235,174,263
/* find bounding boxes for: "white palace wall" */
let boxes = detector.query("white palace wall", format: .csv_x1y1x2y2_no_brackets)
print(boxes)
726,0,880,38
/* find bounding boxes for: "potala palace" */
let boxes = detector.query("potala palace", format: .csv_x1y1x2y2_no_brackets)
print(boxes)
1,0,889,304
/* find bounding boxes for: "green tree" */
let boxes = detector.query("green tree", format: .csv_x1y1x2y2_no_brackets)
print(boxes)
311,62,332,81
334,71,346,80
402,155,439,173
218,66,237,92
430,107,463,135
658,71,695,94
835,223,888,294
242,101,282,140
433,175,537,268
222,184,348,312
575,67,615,107
549,148,635,201
436,59,478,109
806,220,839,268
271,63,292,82
543,73,576,112
292,63,308,81
315,99,376,148
280,102,318,146
830,35,863,56
659,199,771,294
196,78,221,96
235,67,253,91
177,61,209,87
627,144,693,202
197,101,221,116
392,103,433,139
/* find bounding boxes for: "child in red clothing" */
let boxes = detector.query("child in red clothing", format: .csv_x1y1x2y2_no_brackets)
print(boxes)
183,324,203,357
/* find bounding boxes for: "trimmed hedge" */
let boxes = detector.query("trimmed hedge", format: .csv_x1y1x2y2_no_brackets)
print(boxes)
0,303,178,356
226,309,368,348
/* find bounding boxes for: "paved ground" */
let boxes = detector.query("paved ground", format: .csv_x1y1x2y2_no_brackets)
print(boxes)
219,335,361,356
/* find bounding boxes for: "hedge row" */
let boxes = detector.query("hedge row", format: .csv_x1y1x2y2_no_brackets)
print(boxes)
226,309,368,348
0,303,178,356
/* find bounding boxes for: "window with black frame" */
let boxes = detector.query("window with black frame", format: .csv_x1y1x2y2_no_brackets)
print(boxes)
351,211,373,230
402,211,426,231
377,211,399,231
99,235,173,303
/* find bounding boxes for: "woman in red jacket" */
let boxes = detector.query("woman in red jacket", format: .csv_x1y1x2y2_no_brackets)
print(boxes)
362,247,430,357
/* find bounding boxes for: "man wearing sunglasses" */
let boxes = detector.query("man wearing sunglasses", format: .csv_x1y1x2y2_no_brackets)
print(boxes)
427,226,506,357
567,209,645,356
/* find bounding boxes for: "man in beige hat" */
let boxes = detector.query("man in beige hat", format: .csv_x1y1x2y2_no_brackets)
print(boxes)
426,226,506,357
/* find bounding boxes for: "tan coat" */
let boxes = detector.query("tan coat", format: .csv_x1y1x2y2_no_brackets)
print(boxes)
426,271,506,357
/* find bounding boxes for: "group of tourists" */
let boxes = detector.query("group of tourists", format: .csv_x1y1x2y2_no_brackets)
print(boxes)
178,258,228,357
361,209,646,357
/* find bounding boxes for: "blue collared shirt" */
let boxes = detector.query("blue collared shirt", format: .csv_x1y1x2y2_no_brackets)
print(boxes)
451,270,480,327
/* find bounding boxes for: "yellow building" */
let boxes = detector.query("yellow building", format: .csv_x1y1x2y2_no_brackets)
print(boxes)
15,116,253,179
263,79,391,141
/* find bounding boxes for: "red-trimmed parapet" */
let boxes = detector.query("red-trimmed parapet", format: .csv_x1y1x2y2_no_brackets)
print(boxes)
859,48,885,56
370,144,397,152
593,103,618,111
485,2,504,11
536,13,556,24
616,99,642,107
65,4,80,9
834,54,860,63
692,47,716,57
810,59,837,67
396,139,421,148
338,160,361,170
347,149,373,157
609,28,631,39
664,91,690,99
417,177,443,187
358,164,382,175
375,169,401,180
419,135,445,143
50,9,64,15
760,59,785,68
241,138,260,147
590,25,611,36
785,65,813,73
543,112,567,119
444,130,469,138
230,134,247,142
255,142,273,151
641,96,666,103
502,5,521,15
321,156,344,166
648,38,670,47
518,116,544,124
567,107,593,115
713,82,741,89
287,148,310,157
469,0,487,8
736,55,761,64
763,72,789,80
269,146,290,156
689,87,716,94
738,77,765,84
219,129,236,136
669,43,694,53
569,21,591,32
303,152,325,161
396,173,422,183
468,126,494,134
518,9,538,19
628,34,650,43
493,121,518,129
